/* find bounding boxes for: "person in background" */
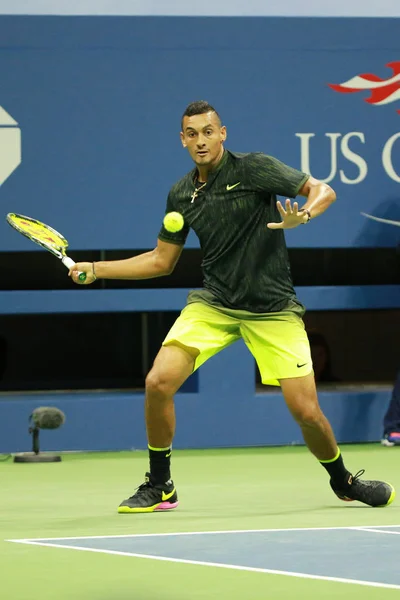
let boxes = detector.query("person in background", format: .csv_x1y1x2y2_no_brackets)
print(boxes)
308,331,340,383
382,371,400,446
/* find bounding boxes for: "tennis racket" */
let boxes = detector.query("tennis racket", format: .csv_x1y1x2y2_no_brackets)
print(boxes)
6,213,86,281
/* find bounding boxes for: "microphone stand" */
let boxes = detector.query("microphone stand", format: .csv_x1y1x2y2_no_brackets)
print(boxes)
13,425,62,463
31,426,40,455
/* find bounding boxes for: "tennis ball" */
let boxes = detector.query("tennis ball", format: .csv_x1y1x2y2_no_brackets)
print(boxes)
163,211,184,233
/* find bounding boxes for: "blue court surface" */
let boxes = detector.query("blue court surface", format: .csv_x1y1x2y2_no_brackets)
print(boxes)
8,525,400,590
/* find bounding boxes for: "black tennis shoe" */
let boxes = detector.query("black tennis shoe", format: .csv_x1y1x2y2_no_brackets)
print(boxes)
330,469,395,507
118,472,178,513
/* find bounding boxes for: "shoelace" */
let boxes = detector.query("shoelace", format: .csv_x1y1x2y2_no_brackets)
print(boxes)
349,469,365,484
128,479,153,500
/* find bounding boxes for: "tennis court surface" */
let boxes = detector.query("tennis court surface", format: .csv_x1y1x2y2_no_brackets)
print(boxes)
3,445,400,599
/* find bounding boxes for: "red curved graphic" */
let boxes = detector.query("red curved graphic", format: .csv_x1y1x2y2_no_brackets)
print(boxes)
329,61,400,115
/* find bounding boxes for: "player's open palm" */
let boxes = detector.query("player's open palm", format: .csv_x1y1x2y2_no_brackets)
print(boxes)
68,262,97,285
267,199,308,229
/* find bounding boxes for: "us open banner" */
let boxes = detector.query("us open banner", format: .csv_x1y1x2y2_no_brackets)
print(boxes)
0,106,21,186
0,16,399,249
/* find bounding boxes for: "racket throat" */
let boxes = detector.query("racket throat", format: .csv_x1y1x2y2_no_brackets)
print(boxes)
62,256,75,269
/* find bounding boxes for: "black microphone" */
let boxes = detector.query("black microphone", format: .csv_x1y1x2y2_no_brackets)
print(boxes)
14,406,66,463
30,407,66,430
27,408,65,456
12,406,67,463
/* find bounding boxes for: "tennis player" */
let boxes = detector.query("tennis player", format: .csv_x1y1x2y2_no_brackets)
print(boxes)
70,101,395,512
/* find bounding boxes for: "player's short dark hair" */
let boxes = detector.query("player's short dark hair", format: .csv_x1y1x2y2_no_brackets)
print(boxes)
181,101,221,130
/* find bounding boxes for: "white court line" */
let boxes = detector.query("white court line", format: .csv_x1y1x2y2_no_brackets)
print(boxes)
6,523,400,543
5,539,400,591
353,527,400,536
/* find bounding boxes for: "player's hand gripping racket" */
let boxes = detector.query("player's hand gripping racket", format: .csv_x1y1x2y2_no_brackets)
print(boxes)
6,213,86,281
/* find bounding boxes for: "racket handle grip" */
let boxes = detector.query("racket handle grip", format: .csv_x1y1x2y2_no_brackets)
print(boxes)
62,256,87,282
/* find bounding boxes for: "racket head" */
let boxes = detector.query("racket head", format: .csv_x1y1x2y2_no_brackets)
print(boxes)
6,213,68,259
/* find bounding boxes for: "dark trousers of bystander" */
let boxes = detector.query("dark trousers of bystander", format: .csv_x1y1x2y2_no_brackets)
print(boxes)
382,370,400,445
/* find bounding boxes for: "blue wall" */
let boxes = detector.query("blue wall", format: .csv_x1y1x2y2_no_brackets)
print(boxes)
0,286,397,453
0,14,398,453
0,341,393,453
1,16,400,250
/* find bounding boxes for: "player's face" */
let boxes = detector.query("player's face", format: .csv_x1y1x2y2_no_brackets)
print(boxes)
180,112,226,169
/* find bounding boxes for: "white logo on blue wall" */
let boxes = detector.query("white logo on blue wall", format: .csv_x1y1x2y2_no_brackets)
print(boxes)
296,132,400,184
0,106,21,185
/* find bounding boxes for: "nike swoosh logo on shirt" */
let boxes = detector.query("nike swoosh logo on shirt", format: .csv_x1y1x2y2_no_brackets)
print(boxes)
161,489,176,501
226,182,241,191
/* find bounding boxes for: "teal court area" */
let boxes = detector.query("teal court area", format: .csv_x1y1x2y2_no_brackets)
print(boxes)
9,525,400,590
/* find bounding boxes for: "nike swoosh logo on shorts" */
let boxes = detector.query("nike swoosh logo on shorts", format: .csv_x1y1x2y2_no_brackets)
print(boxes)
297,362,308,368
226,182,241,191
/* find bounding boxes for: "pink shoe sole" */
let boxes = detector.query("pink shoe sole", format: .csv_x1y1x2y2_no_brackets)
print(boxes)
154,501,179,511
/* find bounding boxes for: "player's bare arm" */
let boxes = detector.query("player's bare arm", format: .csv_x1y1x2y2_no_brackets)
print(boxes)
267,176,336,230
69,239,183,284
297,175,336,218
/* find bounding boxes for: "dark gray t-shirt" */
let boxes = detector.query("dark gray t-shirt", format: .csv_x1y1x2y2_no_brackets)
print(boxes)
158,150,309,313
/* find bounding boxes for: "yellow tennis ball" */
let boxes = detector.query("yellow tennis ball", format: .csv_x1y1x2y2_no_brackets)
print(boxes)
163,211,184,233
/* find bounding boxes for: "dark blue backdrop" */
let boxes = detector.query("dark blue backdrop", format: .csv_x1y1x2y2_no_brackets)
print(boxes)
0,16,398,452
0,16,399,250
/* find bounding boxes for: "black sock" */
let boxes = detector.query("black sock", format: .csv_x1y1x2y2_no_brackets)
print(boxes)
148,446,171,484
319,449,350,487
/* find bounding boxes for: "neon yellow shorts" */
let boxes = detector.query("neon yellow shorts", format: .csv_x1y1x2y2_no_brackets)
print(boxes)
162,301,312,386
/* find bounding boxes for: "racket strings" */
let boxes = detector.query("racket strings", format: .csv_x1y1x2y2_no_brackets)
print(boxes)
8,215,67,249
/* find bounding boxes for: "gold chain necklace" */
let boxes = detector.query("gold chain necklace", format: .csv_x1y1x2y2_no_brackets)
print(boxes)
190,181,207,203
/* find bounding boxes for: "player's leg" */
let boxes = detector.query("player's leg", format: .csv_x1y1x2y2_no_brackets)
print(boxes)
118,344,196,514
280,374,395,507
280,373,337,459
145,344,197,451
241,312,395,507
118,302,240,514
